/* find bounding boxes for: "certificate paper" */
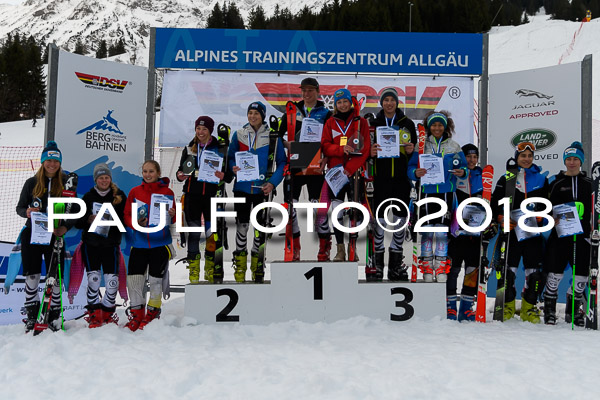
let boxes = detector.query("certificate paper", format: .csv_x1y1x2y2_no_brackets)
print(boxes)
92,202,111,237
553,203,583,238
31,212,52,245
235,151,260,182
376,127,400,158
325,165,349,196
419,154,445,186
197,150,223,184
511,209,540,241
299,118,323,143
149,194,173,227
456,205,487,236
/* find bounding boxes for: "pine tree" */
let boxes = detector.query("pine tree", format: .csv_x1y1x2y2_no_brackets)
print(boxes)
248,5,267,29
96,39,108,59
108,38,126,57
23,36,45,119
206,3,225,28
224,1,245,28
74,38,87,55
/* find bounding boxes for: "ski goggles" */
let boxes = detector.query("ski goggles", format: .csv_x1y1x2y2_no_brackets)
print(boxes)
515,141,536,152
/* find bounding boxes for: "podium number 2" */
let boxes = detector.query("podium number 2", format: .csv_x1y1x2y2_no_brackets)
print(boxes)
216,288,240,322
304,267,323,300
390,287,414,321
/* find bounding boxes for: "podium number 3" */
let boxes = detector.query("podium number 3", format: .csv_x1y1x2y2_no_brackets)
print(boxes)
390,287,414,321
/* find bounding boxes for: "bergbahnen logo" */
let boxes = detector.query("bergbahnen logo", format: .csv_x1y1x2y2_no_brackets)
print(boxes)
76,110,127,152
510,128,557,151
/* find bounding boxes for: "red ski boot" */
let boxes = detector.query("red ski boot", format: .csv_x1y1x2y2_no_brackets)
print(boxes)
124,306,145,332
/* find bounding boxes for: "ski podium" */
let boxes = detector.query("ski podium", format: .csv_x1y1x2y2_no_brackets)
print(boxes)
183,261,445,324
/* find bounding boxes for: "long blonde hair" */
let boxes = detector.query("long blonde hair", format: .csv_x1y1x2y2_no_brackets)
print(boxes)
110,182,123,205
32,165,64,198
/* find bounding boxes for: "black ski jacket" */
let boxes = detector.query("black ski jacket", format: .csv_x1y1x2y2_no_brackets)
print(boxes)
548,171,593,236
16,173,77,230
76,186,127,247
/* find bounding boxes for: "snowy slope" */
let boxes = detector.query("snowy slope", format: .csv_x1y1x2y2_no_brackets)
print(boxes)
1,14,600,400
489,13,600,119
0,0,329,59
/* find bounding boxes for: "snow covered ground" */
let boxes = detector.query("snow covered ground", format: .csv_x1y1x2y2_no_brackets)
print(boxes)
2,14,600,400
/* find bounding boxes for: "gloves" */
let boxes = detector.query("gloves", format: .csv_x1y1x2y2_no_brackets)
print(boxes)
498,215,517,231
574,201,585,220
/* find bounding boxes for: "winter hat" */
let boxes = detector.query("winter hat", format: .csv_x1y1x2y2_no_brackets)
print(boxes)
247,101,266,122
461,143,479,157
41,141,62,164
426,112,448,129
334,88,352,105
194,116,214,134
93,163,112,182
563,141,584,165
300,77,319,90
380,87,399,106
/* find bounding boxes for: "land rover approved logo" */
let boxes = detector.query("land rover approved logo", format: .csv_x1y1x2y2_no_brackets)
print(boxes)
511,128,557,151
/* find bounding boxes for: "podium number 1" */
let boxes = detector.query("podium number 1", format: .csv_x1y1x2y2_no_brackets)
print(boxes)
304,267,323,300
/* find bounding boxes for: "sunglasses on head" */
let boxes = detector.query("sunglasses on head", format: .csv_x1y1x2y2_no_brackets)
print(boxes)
516,141,536,152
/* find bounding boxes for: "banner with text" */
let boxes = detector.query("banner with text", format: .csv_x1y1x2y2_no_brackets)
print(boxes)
53,50,148,196
488,62,582,181
159,71,474,147
154,28,483,75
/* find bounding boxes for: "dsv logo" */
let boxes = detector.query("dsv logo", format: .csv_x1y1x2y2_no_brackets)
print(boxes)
515,89,553,100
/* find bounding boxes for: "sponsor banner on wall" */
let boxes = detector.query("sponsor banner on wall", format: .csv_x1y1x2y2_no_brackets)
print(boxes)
53,50,148,196
155,28,483,75
0,242,87,326
159,71,474,147
488,62,582,181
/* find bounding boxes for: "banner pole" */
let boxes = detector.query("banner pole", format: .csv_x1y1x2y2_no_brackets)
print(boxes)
44,44,60,144
145,27,157,161
581,54,592,174
479,33,489,166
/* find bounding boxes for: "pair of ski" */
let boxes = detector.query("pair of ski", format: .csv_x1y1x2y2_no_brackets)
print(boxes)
31,172,78,335
251,115,282,282
585,162,599,329
409,124,427,282
347,96,365,263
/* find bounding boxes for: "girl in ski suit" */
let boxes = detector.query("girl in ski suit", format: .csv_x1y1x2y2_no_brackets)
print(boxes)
368,87,416,280
491,142,549,323
448,144,483,321
543,142,591,326
407,111,467,283
228,101,286,283
319,88,370,262
75,163,127,328
15,141,75,332
175,116,227,284
123,160,175,331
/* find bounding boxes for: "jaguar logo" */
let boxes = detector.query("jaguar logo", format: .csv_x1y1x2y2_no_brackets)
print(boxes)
515,89,553,100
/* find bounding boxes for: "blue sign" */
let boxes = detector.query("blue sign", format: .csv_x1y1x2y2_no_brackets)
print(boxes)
155,28,483,75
